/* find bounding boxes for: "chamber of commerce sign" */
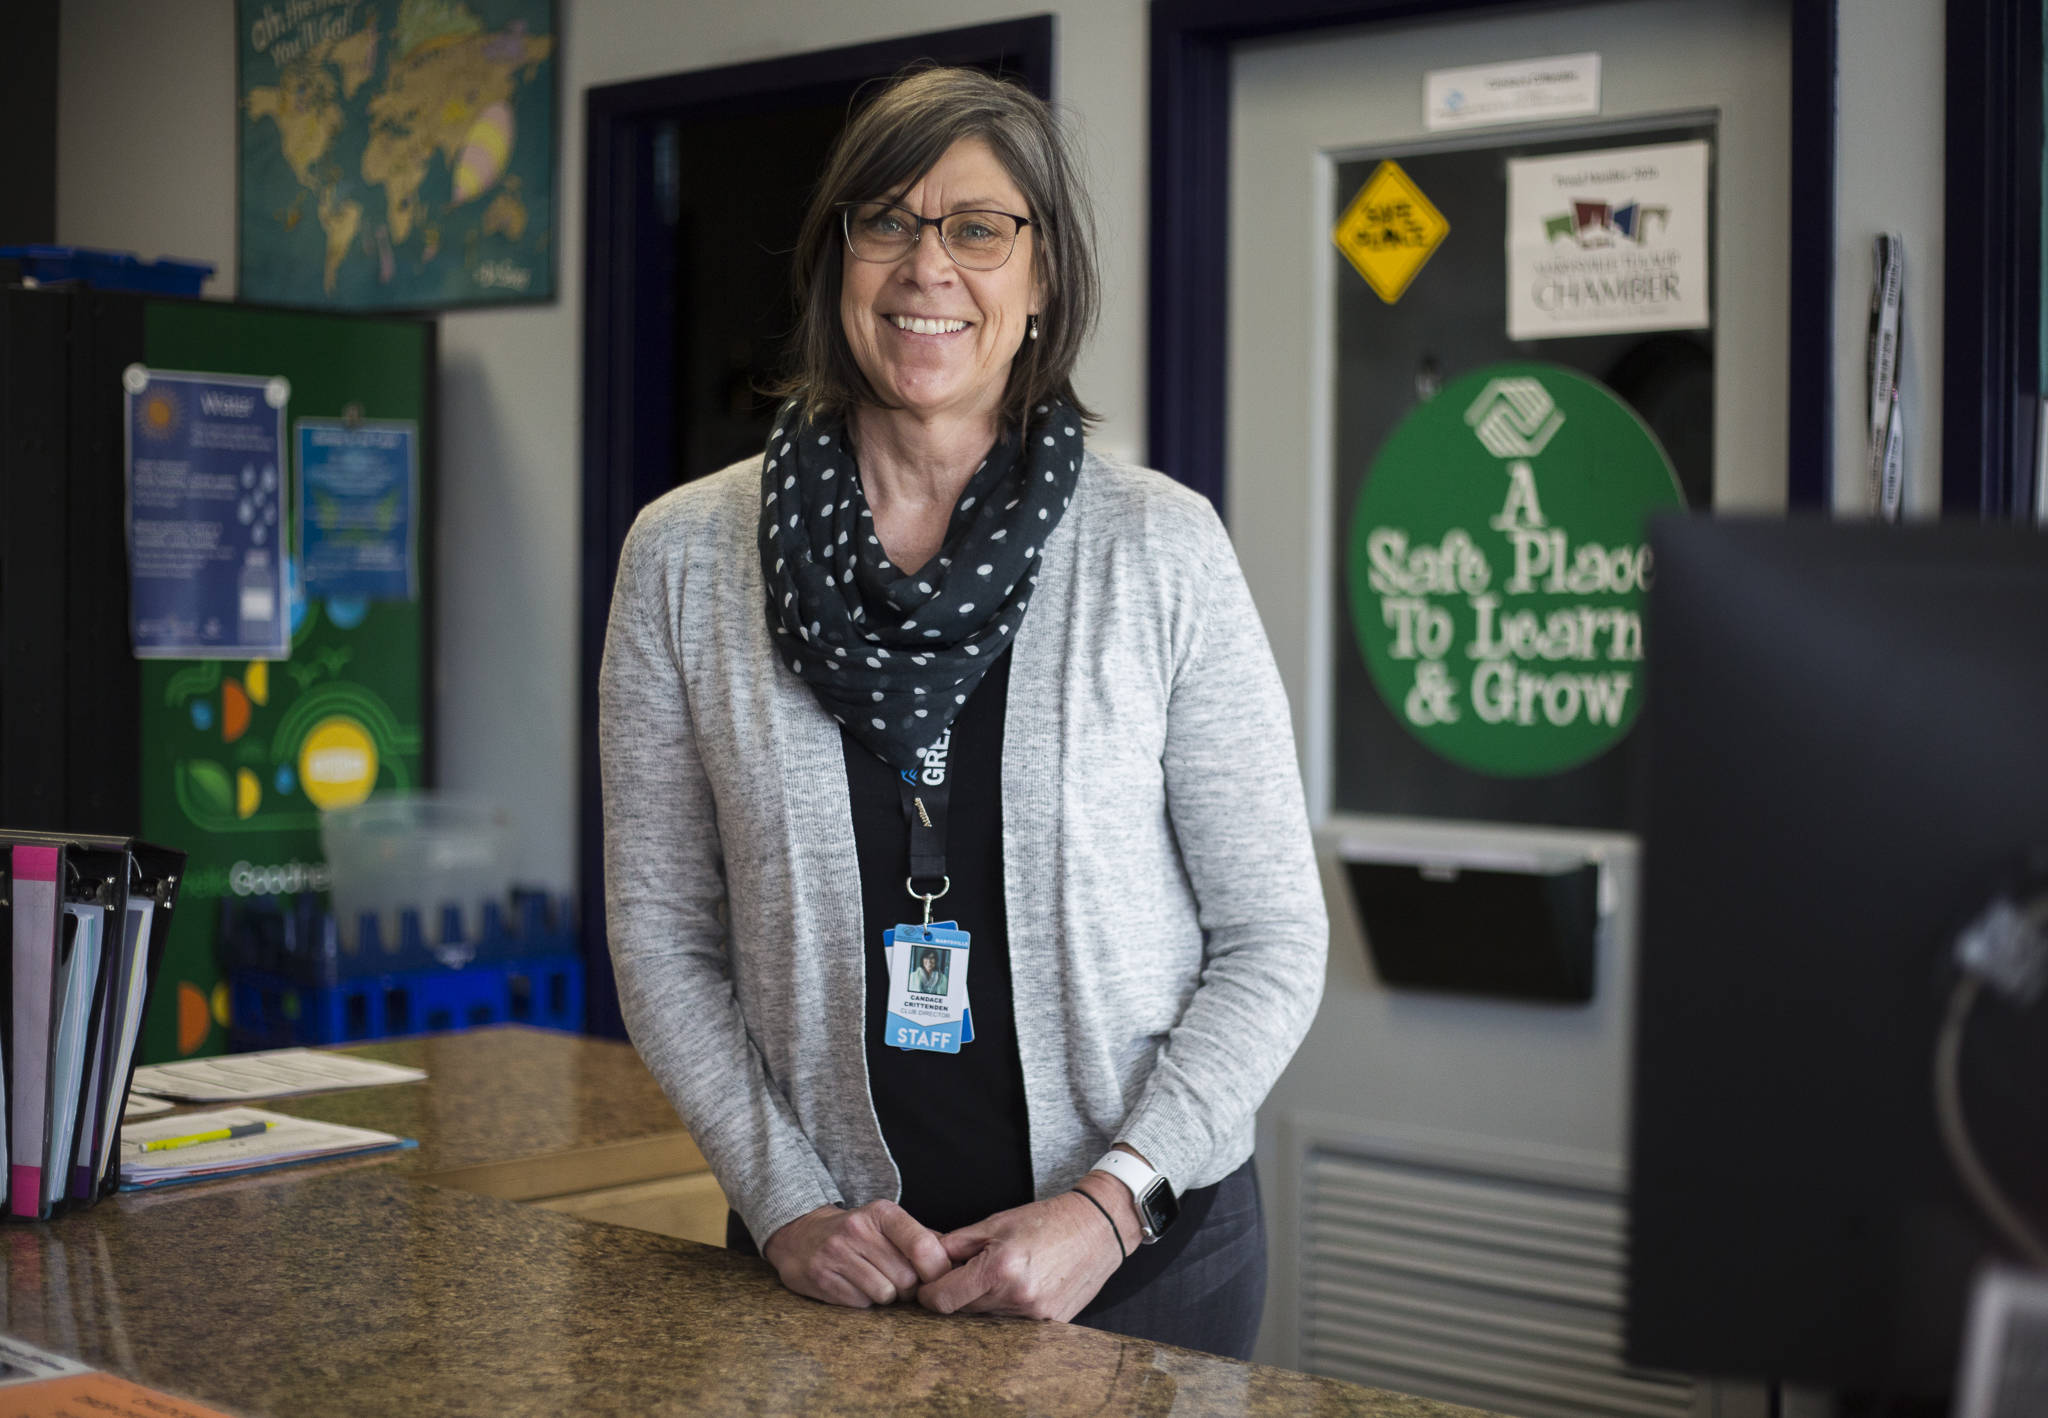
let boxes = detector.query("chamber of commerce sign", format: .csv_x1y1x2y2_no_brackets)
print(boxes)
1506,140,1711,339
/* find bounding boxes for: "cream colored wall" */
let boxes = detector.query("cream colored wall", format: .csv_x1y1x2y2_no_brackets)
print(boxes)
57,0,1149,889
58,1,237,284
1833,0,1946,517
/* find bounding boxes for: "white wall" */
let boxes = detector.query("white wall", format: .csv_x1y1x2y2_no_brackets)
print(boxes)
58,1,237,284
57,0,1149,890
1833,0,1946,517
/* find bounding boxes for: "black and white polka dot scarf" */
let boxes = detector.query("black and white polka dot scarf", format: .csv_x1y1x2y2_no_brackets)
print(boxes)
758,398,1083,771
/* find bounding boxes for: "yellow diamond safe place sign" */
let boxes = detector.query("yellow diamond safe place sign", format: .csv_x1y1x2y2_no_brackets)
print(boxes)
1333,160,1450,304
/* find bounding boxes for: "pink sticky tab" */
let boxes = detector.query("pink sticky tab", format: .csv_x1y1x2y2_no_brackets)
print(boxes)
9,1164,36,1212
14,845,59,882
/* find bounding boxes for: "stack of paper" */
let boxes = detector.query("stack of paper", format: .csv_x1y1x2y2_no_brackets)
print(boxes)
117,1106,412,1189
129,1048,425,1102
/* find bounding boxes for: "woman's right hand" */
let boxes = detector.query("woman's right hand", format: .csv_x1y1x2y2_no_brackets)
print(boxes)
762,1201,954,1307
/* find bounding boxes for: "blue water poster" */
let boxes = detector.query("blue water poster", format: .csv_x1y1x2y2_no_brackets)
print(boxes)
124,367,292,660
296,419,418,602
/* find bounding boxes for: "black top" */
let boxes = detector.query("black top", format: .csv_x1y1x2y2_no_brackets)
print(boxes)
848,649,1035,1233
844,648,1220,1311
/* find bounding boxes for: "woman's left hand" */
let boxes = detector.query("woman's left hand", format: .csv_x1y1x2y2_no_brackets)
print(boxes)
917,1190,1128,1322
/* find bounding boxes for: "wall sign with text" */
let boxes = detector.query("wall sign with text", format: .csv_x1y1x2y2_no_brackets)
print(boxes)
1506,140,1711,340
295,418,419,603
124,367,292,660
1332,161,1451,305
1345,363,1685,777
1424,52,1601,132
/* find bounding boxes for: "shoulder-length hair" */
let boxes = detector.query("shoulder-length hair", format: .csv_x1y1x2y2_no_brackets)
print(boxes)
775,65,1101,432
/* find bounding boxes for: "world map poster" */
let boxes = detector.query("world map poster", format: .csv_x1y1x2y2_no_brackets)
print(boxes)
237,0,556,310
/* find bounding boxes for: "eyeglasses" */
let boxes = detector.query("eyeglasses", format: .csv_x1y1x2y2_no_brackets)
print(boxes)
838,201,1034,271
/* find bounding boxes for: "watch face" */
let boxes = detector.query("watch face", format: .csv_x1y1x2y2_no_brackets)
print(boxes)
1140,1177,1180,1239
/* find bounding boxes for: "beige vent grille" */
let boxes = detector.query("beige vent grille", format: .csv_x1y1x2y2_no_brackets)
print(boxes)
1301,1146,1694,1418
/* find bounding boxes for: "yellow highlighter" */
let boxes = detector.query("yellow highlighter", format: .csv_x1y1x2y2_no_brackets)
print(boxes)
139,1121,272,1153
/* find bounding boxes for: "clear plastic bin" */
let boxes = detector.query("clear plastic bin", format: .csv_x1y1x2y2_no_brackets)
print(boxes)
319,794,513,965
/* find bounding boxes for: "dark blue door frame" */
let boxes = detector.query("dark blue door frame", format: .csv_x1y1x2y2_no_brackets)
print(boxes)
1147,0,1841,513
1944,0,2043,518
577,18,1055,1038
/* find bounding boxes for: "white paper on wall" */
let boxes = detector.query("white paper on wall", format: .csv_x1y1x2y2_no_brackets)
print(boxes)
1505,140,1711,341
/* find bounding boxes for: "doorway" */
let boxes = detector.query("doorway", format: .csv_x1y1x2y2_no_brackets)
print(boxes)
1220,2,1792,1409
577,19,1055,1038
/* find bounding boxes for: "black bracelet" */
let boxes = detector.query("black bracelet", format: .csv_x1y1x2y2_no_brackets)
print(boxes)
1072,1186,1127,1261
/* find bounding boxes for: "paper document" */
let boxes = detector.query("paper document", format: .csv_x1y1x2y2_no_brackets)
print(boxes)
1,1372,241,1416
122,1093,173,1119
44,905,103,1211
128,1048,425,1101
94,899,161,1182
0,1334,93,1387
118,1106,411,1189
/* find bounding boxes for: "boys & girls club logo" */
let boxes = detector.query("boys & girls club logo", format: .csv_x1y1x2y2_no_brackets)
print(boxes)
1346,363,1685,777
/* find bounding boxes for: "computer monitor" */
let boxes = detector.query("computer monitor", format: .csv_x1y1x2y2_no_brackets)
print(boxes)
1626,516,2048,1403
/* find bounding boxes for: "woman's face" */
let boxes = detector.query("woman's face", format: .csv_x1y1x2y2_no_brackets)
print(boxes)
839,136,1043,430
920,950,940,976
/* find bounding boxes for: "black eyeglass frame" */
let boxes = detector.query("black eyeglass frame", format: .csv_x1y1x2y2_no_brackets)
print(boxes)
836,201,1036,271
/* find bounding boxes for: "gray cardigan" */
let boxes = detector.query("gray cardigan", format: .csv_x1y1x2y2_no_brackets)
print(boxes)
598,450,1327,1246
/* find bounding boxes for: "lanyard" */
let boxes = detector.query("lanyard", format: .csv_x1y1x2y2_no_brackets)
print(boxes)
898,728,952,925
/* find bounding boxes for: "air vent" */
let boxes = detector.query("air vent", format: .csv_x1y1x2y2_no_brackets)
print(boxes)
1301,1145,1693,1418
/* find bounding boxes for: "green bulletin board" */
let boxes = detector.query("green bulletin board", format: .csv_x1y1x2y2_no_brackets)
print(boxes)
136,300,432,1062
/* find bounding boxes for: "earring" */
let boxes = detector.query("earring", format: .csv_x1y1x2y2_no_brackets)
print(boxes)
1028,314,1039,341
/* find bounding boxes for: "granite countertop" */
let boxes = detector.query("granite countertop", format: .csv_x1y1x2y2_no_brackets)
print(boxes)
2,1027,1497,1418
252,1025,697,1173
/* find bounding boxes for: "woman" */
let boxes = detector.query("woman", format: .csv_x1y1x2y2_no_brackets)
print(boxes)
911,947,948,996
599,66,1325,1359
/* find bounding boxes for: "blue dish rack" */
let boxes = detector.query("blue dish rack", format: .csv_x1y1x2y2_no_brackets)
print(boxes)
221,892,584,1049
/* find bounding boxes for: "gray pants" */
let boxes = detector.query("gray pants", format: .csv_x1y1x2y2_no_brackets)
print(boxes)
1073,1159,1267,1360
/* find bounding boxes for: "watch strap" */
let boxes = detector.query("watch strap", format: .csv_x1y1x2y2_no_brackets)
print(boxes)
1090,1149,1170,1240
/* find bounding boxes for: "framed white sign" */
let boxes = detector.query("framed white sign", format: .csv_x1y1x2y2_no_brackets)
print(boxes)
1425,53,1601,131
1506,140,1711,340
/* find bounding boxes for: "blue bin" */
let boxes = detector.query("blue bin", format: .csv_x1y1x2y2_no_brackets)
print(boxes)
227,951,583,1048
1,245,215,296
222,893,583,1048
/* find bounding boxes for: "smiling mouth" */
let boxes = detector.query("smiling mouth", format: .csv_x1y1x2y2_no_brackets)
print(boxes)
888,315,971,335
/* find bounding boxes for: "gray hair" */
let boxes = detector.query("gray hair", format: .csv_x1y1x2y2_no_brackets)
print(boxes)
776,65,1101,432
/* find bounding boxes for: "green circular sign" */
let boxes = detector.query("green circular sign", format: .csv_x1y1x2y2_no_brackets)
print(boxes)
1346,362,1685,778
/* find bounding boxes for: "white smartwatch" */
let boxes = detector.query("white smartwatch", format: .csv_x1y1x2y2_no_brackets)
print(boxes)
1090,1149,1180,1245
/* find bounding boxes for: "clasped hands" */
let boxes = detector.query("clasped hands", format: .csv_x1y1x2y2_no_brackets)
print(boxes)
761,1176,1138,1323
